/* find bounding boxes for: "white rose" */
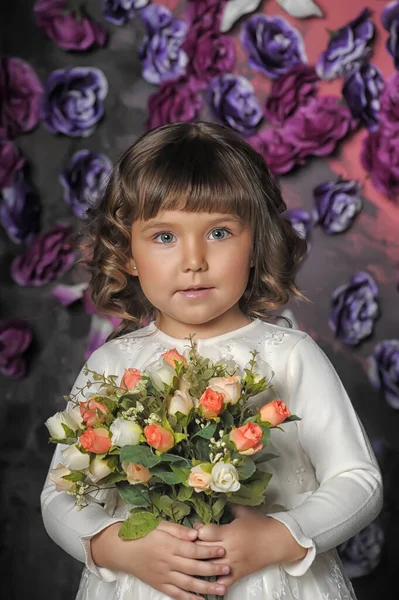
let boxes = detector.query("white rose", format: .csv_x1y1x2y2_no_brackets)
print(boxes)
66,403,84,429
61,444,90,470
87,457,112,483
168,389,194,416
110,418,142,447
209,376,242,405
49,464,75,492
147,359,176,390
210,462,240,493
45,411,77,439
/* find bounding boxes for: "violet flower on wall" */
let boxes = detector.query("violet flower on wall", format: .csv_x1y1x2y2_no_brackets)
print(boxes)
34,0,107,51
381,1,399,69
368,340,399,409
342,64,384,131
313,179,363,235
139,4,189,85
11,224,75,286
0,319,33,379
316,9,375,81
338,523,385,579
207,74,262,136
0,172,40,244
0,57,43,139
41,67,108,137
361,128,399,201
329,272,379,346
104,0,149,26
146,77,202,130
282,208,312,242
0,141,25,188
241,14,307,80
60,150,112,219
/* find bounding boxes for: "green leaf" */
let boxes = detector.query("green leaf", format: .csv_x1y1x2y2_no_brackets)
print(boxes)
150,467,181,485
120,445,162,468
62,471,86,482
227,492,265,506
118,511,160,540
192,422,217,440
159,496,191,521
160,453,191,467
283,415,301,422
100,472,127,486
237,457,256,480
49,436,77,445
117,483,151,507
228,471,272,505
174,432,188,444
178,486,194,501
221,409,234,430
170,465,191,484
188,495,212,525
61,423,77,438
212,495,227,521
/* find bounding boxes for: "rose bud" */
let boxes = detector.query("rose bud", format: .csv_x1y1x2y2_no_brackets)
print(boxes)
87,457,112,483
120,368,142,390
198,388,225,419
168,389,194,416
144,424,175,453
79,427,112,454
208,376,241,404
210,462,240,493
259,400,291,426
61,444,90,470
162,348,187,368
80,397,109,427
110,418,142,447
188,464,212,492
45,411,77,439
230,422,263,455
122,462,152,484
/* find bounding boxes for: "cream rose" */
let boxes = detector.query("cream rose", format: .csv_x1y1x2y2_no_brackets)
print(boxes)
87,457,112,483
168,389,194,416
61,444,90,470
45,411,77,438
188,464,212,492
147,358,176,390
110,418,142,447
49,464,76,492
210,462,240,493
122,462,152,484
66,403,84,429
209,376,242,404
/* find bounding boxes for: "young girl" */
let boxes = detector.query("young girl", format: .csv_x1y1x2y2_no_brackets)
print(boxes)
41,121,382,600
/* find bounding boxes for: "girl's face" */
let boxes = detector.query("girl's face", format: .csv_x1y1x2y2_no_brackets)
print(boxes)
130,210,253,338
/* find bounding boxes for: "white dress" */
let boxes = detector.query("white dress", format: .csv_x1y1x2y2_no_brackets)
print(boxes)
41,319,383,600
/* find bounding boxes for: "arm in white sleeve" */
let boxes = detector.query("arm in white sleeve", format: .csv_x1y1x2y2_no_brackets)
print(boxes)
270,335,383,576
40,345,123,582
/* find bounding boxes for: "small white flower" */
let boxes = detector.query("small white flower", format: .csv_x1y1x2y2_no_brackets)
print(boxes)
110,418,142,447
276,0,323,19
210,462,240,493
45,411,77,439
61,444,90,471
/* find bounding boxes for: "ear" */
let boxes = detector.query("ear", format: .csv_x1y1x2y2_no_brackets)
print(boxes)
126,259,139,276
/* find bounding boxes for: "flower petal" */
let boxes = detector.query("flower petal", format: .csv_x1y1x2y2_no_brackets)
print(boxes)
276,0,323,19
52,282,89,306
220,0,262,33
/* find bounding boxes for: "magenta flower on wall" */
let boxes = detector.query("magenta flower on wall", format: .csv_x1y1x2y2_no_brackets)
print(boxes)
60,150,112,219
338,523,384,579
41,67,108,137
104,0,149,25
0,141,25,188
186,0,228,32
0,172,40,244
249,128,304,175
329,272,379,346
316,9,375,81
241,14,307,80
34,0,107,51
0,319,33,379
0,57,43,139
313,179,363,235
207,74,262,136
282,208,312,241
342,64,384,132
263,65,319,127
368,340,399,409
380,72,399,131
361,129,399,201
139,4,189,85
381,1,399,70
11,224,75,286
146,77,202,129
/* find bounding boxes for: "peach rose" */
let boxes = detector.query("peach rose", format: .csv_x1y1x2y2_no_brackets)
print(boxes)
144,424,175,453
259,400,290,426
122,461,152,484
121,368,142,390
198,388,225,419
79,427,112,454
188,464,212,492
162,348,187,368
230,422,263,455
80,397,108,427
209,376,242,405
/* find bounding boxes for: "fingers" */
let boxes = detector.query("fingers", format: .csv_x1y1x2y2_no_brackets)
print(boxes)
163,584,215,600
180,540,226,560
177,557,230,578
195,523,224,542
157,520,198,541
216,574,236,587
172,572,226,598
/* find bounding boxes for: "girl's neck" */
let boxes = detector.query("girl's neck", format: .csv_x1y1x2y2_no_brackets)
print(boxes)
155,308,252,340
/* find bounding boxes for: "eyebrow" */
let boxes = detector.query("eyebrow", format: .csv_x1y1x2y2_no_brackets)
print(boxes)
140,216,242,233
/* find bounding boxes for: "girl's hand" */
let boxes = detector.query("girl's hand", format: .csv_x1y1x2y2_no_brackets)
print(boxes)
195,506,308,588
91,521,230,600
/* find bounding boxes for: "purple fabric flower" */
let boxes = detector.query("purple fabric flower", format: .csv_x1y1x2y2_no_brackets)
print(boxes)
52,282,89,306
104,0,149,25
34,0,107,51
342,64,384,132
85,314,121,360
146,77,202,130
0,140,25,188
285,96,356,160
0,171,40,244
316,9,375,81
329,272,379,346
381,1,399,69
186,0,228,33
313,179,363,235
0,57,43,139
207,74,262,136
338,523,384,579
283,208,312,241
380,72,399,132
368,340,399,409
263,65,319,127
41,67,108,137
60,150,112,219
241,14,307,80
249,128,304,175
183,30,235,90
0,319,33,379
138,4,188,85
361,128,399,201
11,224,75,286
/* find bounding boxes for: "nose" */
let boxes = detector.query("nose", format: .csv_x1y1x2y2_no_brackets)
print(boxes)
181,238,208,273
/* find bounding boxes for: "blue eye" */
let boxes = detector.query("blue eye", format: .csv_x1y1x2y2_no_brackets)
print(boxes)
155,232,176,244
209,228,231,240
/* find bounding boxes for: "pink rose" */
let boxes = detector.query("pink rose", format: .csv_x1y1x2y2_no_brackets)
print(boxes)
162,348,187,368
230,422,263,455
79,427,112,453
122,462,152,484
0,141,25,188
259,400,290,427
0,57,43,139
144,424,175,453
250,128,304,175
80,397,109,427
34,0,107,51
198,388,225,419
361,128,399,201
146,77,202,130
120,368,142,390
188,464,212,492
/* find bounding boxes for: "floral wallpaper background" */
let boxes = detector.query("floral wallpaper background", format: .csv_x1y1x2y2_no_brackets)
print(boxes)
1,0,399,598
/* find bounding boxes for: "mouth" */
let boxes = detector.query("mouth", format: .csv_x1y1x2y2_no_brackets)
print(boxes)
180,286,212,292
177,286,214,298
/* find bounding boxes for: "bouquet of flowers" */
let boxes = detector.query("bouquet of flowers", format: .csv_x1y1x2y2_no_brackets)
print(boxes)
45,336,299,541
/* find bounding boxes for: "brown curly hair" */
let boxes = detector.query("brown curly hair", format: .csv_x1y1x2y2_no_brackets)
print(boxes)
81,121,308,338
